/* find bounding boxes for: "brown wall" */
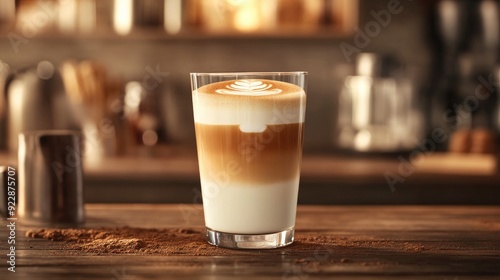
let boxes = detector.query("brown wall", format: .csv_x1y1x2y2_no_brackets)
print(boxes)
0,0,431,151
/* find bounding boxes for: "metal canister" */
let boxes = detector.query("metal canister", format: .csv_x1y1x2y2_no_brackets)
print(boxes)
18,130,85,226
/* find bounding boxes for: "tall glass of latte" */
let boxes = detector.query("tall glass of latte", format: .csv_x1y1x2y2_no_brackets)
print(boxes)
190,72,307,249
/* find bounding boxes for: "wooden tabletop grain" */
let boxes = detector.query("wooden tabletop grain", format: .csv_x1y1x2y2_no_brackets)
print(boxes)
1,204,499,279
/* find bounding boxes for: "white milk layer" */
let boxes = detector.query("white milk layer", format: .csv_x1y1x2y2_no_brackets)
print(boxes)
201,177,300,234
193,80,306,133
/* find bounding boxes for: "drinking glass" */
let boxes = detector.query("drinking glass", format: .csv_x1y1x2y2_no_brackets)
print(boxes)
191,72,307,249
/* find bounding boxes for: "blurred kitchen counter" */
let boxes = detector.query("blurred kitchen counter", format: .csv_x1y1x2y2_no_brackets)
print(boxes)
1,148,499,204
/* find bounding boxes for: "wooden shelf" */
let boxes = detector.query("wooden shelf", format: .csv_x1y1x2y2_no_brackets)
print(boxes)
1,150,498,182
0,27,351,42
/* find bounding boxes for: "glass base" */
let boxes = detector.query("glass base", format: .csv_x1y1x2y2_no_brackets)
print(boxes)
206,227,294,249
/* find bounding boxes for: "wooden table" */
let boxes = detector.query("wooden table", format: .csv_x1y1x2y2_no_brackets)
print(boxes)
1,204,500,279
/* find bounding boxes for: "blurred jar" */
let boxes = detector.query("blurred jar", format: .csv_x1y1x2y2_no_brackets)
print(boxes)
277,0,358,32
124,81,161,147
198,0,278,33
338,53,424,152
14,0,59,35
60,60,126,162
58,0,97,34
113,0,184,35
277,0,323,31
113,0,162,35
0,0,15,29
13,0,101,36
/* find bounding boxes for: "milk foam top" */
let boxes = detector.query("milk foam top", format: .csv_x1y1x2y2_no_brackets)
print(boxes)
193,79,306,133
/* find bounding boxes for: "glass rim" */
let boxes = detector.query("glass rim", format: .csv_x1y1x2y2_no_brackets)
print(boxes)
190,71,307,77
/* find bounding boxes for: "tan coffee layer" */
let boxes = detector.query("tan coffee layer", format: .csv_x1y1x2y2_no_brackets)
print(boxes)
195,123,303,185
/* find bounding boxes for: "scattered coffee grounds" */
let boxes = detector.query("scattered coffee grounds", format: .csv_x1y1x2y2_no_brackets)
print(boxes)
26,227,217,255
25,227,428,261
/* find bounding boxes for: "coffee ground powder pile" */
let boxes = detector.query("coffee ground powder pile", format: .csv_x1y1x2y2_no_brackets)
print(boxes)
26,227,428,258
26,227,220,256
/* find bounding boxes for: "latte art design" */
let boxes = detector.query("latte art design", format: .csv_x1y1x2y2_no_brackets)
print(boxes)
215,80,282,96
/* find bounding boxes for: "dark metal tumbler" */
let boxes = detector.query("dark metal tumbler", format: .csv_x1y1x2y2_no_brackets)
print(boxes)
18,130,84,225
0,166,16,218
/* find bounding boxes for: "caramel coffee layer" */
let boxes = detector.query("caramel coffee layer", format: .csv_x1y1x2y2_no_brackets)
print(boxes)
195,123,304,185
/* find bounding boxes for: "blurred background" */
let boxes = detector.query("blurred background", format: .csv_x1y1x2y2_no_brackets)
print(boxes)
0,0,499,204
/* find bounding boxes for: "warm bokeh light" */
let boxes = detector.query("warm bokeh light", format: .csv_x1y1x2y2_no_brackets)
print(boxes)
164,0,182,34
113,0,133,35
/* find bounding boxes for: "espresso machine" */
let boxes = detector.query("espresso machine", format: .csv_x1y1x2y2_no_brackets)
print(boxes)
337,53,424,153
6,61,80,153
425,0,499,151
